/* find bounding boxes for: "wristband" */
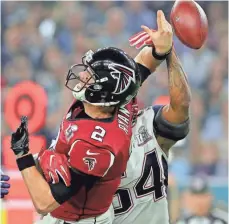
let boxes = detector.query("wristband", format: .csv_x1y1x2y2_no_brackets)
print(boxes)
152,47,172,60
17,154,35,171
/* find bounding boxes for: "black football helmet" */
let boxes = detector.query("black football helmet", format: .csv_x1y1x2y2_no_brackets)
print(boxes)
65,47,141,106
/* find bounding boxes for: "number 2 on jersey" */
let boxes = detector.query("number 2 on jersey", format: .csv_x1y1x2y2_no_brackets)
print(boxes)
114,150,168,215
91,126,106,142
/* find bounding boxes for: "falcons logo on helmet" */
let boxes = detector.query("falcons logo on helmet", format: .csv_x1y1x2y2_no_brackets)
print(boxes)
83,157,97,171
108,63,136,95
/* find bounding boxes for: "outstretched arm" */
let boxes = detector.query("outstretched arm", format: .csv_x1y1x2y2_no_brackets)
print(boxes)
155,47,191,154
130,10,191,153
162,48,191,123
129,11,190,154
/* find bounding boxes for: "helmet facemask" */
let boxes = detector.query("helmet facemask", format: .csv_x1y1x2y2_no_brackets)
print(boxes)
65,51,105,103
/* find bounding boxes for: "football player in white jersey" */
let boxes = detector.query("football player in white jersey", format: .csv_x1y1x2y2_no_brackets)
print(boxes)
113,11,191,224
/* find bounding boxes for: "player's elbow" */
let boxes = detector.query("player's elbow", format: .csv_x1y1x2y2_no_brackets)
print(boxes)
35,203,50,215
35,204,55,215
36,206,48,215
34,198,59,215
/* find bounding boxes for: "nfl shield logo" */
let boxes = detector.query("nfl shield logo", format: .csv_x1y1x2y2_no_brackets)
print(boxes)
135,126,152,146
65,124,78,142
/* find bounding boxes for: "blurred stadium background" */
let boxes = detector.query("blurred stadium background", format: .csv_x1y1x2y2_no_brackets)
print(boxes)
1,1,228,223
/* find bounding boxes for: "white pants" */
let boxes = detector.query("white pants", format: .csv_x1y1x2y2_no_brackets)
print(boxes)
34,205,114,224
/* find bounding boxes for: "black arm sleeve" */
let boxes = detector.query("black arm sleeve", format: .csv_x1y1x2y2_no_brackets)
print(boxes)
49,168,100,204
136,63,151,85
152,105,190,141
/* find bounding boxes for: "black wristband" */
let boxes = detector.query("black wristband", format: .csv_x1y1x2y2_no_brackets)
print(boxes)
152,47,172,60
17,154,35,171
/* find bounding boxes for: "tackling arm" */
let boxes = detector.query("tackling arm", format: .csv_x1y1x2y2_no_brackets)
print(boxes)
155,47,191,154
163,48,191,122
129,11,190,153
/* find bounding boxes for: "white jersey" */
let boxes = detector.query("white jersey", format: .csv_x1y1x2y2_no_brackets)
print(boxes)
113,106,170,224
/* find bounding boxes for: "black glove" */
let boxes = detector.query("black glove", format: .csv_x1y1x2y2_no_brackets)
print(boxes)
11,116,29,156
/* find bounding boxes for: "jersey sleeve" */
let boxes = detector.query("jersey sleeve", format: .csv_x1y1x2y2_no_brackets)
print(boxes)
137,62,151,85
68,140,115,177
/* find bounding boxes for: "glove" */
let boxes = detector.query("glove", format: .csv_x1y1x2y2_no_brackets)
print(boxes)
38,149,71,187
11,116,29,156
129,30,155,50
129,11,173,54
1,174,10,198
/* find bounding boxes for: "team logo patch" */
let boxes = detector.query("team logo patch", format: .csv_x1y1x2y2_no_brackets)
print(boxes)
65,124,78,143
83,157,97,171
109,63,136,94
135,126,152,146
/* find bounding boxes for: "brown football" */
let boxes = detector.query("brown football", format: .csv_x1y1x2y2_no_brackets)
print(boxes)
170,0,208,49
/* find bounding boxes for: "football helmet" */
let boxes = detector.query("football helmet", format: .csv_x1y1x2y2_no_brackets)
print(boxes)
65,47,141,106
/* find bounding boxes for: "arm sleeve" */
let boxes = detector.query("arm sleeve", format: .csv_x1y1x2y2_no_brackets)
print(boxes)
137,63,151,85
152,105,190,141
49,168,99,204
68,140,115,177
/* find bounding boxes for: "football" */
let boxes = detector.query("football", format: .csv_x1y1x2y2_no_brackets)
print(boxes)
170,0,208,49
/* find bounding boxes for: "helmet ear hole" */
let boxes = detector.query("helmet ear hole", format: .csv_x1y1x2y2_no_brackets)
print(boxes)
101,92,108,99
92,84,103,91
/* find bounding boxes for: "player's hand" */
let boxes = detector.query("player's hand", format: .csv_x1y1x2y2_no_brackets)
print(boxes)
11,116,29,157
38,149,71,187
1,174,10,198
129,10,173,54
